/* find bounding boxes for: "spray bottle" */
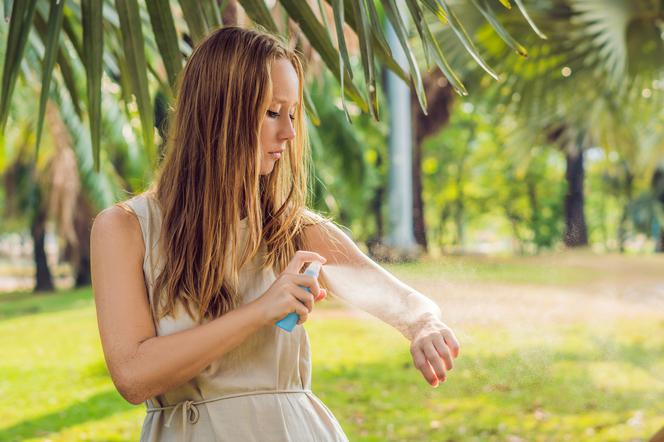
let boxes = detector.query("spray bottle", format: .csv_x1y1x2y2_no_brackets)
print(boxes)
275,261,322,332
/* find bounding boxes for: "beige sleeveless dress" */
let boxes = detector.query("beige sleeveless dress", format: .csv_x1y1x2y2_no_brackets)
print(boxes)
122,194,349,442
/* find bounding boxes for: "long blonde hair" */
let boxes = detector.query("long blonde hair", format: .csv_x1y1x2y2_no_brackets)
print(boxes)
150,27,320,324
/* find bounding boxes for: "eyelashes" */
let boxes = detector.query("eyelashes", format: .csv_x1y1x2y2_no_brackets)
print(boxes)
267,110,295,121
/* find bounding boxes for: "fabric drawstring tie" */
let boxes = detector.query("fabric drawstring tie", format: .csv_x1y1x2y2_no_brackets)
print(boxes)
147,389,312,442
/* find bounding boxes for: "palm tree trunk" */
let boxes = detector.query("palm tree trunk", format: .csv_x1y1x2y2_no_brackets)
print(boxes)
385,21,417,252
74,196,95,287
372,153,385,239
564,148,588,247
222,0,238,26
412,138,427,250
31,188,54,292
411,72,454,252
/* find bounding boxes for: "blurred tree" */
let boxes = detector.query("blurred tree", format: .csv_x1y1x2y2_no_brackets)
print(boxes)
421,100,565,254
430,0,664,248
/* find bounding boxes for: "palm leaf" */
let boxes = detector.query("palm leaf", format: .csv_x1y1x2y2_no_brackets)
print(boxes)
237,0,279,34
61,11,83,61
178,0,209,44
471,0,527,57
34,0,65,158
382,0,428,113
279,0,368,112
202,0,222,29
303,88,320,126
0,0,38,133
512,0,546,39
330,0,352,121
51,80,122,209
82,0,102,171
420,10,468,95
32,10,83,117
115,0,155,168
435,0,499,80
339,0,409,84
146,0,182,89
350,0,378,118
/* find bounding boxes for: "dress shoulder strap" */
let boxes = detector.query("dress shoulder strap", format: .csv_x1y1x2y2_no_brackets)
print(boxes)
117,193,163,277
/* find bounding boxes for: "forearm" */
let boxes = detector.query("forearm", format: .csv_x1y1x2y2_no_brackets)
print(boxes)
301,217,445,342
119,301,265,404
320,263,443,341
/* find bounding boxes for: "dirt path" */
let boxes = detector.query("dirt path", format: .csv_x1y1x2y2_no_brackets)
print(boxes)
311,253,664,328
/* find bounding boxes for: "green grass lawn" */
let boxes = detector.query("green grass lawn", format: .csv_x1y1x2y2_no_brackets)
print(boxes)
1,267,663,441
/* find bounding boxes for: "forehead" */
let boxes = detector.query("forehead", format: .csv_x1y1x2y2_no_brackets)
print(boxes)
270,58,299,104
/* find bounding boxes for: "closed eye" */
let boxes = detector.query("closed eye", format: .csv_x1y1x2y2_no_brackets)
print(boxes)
267,110,296,121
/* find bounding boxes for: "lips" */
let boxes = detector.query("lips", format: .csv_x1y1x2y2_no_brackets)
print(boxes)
268,149,284,160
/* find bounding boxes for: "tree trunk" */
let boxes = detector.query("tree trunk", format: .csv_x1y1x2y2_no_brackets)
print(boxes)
74,196,95,287
617,167,634,253
412,135,427,250
222,0,238,26
526,175,541,251
411,72,454,252
650,168,664,253
385,21,417,252
31,188,54,292
367,152,385,257
564,149,588,247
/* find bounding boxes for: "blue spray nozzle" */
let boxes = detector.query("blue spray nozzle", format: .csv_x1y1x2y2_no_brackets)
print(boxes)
275,261,323,332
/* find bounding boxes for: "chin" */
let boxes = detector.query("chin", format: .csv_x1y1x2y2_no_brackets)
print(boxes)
259,166,275,175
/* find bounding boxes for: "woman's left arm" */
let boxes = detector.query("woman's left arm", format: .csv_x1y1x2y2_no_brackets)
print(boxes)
302,217,460,387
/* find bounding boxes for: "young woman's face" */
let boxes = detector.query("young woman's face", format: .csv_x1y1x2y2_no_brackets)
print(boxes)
259,58,299,175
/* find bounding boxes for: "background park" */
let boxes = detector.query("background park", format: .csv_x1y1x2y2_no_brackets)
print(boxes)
1,0,663,441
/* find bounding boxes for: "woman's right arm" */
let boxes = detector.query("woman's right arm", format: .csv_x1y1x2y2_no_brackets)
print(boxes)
91,206,323,405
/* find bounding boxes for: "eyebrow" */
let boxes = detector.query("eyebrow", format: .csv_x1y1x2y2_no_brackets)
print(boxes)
272,96,299,105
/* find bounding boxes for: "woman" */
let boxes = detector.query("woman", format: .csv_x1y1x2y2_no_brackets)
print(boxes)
91,27,459,441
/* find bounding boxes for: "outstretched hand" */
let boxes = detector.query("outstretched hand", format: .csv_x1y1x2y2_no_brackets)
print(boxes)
409,319,460,387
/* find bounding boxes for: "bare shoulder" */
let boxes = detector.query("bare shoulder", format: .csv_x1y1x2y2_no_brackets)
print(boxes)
91,204,144,261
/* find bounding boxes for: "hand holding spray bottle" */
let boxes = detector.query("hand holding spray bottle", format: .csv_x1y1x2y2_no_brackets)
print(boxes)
275,261,322,332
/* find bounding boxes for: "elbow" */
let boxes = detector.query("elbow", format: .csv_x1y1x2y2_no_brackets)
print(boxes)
117,381,147,406
113,368,148,405
120,389,146,406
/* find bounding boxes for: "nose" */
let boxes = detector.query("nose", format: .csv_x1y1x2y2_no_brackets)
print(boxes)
279,118,296,142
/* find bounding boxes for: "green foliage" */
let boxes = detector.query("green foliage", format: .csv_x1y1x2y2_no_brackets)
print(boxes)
421,100,566,252
1,0,541,165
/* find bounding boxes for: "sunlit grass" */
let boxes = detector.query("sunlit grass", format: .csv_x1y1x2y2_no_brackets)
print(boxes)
1,264,662,441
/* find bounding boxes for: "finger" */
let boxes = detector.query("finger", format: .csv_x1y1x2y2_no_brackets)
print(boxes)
287,274,320,297
411,346,438,387
295,306,309,325
283,250,327,274
423,343,447,382
432,335,454,371
315,288,327,302
443,329,461,358
290,284,315,312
